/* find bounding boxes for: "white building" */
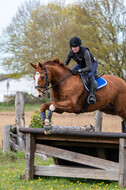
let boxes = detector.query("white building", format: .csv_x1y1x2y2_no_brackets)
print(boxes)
0,77,37,102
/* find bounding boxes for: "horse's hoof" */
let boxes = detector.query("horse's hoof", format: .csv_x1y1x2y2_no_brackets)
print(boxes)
44,129,52,135
44,124,53,135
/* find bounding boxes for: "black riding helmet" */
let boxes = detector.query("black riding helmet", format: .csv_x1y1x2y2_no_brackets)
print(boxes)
69,36,82,47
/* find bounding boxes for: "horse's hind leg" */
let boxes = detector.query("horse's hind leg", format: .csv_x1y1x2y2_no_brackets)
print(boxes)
122,120,126,133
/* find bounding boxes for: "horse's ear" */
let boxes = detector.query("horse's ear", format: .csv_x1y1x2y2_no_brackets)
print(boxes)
39,62,43,68
37,61,43,68
30,63,36,69
53,58,60,63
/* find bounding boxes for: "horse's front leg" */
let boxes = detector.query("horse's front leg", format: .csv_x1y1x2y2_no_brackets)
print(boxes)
49,100,75,113
40,102,53,124
122,120,126,133
43,100,75,134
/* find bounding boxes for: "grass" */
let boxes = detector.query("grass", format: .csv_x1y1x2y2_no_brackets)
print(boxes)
0,149,125,190
0,104,41,112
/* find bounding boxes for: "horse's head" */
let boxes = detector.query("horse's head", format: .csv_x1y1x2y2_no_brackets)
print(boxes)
30,61,50,97
30,58,72,97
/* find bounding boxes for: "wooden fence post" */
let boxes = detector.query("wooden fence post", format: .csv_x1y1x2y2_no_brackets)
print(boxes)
25,133,35,180
95,110,103,132
15,91,25,150
3,125,10,153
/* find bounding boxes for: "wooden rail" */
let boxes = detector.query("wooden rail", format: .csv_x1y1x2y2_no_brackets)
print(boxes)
20,126,126,188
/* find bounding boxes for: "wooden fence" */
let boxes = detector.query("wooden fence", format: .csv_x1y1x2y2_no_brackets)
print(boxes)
20,127,126,188
3,91,26,152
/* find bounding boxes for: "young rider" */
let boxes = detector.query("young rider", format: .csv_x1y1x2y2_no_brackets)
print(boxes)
64,36,98,104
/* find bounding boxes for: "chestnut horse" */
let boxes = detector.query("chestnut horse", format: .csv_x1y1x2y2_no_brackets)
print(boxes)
30,58,126,131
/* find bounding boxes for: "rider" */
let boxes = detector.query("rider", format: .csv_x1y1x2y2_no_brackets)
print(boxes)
64,36,98,104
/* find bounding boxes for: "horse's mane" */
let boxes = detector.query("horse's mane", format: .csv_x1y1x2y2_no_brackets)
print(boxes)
43,58,71,72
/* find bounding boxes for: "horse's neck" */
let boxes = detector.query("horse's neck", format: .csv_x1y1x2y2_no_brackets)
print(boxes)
47,65,70,84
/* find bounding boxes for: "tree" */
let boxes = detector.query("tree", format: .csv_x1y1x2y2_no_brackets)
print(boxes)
0,0,125,80
0,1,75,76
0,0,40,78
79,0,126,79
22,2,77,70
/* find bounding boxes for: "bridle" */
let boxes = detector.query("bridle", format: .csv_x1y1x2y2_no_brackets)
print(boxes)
35,64,72,94
35,65,49,93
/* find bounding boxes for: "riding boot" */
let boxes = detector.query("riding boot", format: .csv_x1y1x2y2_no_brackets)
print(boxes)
87,76,98,104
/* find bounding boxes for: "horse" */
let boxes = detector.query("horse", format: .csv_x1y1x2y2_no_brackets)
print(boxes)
30,58,126,132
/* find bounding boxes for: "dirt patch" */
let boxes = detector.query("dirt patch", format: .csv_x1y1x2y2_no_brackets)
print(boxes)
0,111,34,148
52,112,121,133
0,111,121,148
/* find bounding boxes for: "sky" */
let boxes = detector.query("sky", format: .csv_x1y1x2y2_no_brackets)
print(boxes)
0,0,75,74
0,0,75,36
0,0,27,73
0,0,25,36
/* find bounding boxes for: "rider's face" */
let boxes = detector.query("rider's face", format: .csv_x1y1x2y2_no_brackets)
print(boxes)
72,46,80,53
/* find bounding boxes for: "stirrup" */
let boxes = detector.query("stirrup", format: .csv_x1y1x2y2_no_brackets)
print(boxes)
87,94,96,104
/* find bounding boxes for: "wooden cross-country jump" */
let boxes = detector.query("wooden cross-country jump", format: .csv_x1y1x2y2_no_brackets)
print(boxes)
20,126,126,188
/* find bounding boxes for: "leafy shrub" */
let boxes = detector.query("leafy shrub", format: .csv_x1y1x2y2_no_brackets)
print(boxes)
8,95,15,104
30,109,43,128
3,92,50,105
24,93,41,104
24,93,50,104
0,149,25,162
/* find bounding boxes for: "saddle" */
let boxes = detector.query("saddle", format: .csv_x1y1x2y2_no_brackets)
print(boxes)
80,73,108,92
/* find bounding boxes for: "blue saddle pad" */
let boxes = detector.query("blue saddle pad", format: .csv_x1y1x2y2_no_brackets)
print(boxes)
80,74,108,91
96,77,108,90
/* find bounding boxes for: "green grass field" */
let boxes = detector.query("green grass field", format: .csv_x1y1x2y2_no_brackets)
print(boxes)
0,104,41,112
0,150,124,190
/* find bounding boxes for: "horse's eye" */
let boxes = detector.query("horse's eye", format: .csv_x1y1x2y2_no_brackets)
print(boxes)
41,76,44,80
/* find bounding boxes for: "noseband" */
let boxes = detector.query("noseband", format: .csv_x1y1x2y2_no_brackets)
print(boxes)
35,65,49,93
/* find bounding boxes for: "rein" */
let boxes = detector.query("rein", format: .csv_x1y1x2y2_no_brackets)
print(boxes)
48,74,72,89
35,65,72,94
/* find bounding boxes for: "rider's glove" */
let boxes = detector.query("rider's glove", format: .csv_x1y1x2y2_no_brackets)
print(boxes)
78,69,82,73
72,69,82,75
72,70,78,75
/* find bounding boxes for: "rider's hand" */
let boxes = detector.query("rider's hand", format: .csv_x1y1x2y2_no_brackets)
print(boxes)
72,69,82,75
72,70,78,75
